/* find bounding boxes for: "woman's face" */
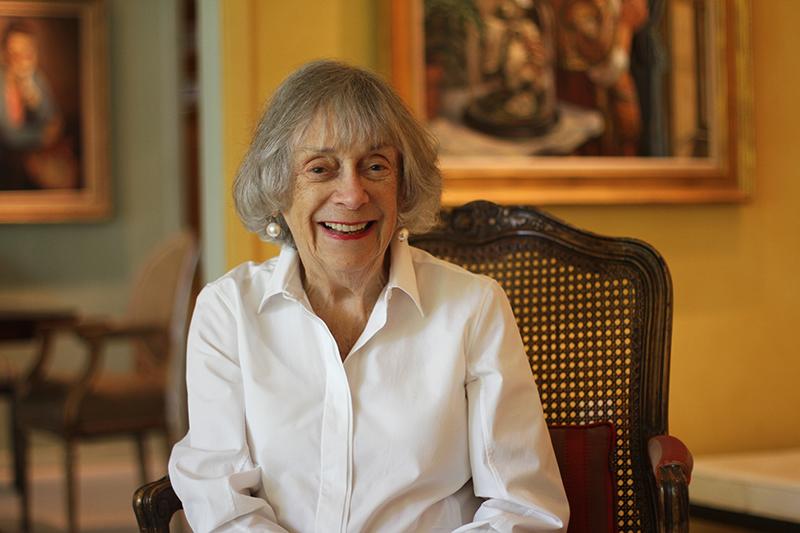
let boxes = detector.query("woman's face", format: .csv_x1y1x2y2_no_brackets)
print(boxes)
282,117,399,284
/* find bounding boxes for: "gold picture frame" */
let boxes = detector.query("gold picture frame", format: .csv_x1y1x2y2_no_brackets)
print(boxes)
0,0,109,222
390,0,754,205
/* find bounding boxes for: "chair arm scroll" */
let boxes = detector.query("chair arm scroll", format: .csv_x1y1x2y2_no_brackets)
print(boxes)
648,435,693,533
133,476,183,533
649,435,693,482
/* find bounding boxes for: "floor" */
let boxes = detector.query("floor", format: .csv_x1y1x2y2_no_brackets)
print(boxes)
692,519,766,533
0,436,169,533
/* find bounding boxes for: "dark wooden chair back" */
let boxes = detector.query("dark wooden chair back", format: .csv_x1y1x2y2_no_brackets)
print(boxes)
410,201,681,533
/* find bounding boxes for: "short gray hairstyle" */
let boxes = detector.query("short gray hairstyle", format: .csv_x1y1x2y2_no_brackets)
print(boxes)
233,58,442,246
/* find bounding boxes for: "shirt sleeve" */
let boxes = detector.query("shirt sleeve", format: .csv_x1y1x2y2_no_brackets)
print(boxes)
168,284,290,533
458,280,570,533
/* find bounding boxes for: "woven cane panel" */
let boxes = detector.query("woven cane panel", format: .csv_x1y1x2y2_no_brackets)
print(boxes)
420,237,652,533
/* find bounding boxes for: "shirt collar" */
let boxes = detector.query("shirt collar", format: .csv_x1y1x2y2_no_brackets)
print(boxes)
257,239,424,316
259,246,306,312
385,238,424,316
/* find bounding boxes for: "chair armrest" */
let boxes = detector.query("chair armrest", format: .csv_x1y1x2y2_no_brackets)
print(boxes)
133,476,183,533
18,320,81,386
28,318,168,376
32,315,79,332
648,435,693,533
19,318,169,406
75,319,168,340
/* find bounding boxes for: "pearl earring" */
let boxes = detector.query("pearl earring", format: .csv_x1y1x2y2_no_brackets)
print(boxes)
266,222,282,239
397,228,409,242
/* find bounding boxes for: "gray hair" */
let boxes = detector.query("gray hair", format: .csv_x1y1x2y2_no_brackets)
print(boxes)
233,58,442,246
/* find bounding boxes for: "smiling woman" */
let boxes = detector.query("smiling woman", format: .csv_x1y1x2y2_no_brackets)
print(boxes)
233,59,441,247
284,118,401,355
169,59,570,533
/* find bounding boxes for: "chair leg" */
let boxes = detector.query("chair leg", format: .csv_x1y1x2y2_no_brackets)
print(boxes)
136,432,148,484
163,428,175,466
65,439,78,533
9,395,22,491
16,425,30,533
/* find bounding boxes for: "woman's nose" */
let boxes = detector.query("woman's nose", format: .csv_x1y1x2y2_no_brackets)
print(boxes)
335,166,369,209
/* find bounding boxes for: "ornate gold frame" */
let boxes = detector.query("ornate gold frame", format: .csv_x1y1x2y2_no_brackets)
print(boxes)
390,0,754,205
0,0,110,222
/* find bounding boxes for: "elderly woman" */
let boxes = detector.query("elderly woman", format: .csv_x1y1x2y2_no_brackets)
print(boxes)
168,59,569,533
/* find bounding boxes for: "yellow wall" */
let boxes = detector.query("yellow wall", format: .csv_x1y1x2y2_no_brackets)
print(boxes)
550,0,800,455
219,0,800,456
220,0,380,267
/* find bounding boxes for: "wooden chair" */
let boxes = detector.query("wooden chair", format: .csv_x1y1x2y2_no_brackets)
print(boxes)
16,230,199,533
0,310,77,493
133,202,692,532
411,201,692,533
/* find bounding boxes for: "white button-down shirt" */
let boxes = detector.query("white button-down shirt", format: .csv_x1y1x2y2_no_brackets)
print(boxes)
169,240,569,533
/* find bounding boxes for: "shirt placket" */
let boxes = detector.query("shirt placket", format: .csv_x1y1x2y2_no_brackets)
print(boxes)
314,321,355,533
294,286,393,533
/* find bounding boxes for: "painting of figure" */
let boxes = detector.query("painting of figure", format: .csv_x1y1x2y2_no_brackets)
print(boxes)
0,15,80,191
552,0,650,156
422,0,703,159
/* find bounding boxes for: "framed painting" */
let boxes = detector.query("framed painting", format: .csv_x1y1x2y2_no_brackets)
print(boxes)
0,0,109,223
390,0,754,205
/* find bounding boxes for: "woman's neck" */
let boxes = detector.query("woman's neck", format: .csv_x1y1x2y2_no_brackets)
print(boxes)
300,253,390,359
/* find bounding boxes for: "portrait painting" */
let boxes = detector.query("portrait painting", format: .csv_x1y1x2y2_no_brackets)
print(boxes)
390,0,754,205
0,0,108,223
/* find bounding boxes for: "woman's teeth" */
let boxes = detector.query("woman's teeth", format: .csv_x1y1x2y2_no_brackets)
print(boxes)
324,222,369,234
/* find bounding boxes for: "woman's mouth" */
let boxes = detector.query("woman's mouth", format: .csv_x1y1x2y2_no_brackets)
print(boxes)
320,221,374,236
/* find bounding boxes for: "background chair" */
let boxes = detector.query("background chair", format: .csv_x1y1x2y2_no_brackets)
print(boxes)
0,309,77,492
16,229,199,533
133,202,691,533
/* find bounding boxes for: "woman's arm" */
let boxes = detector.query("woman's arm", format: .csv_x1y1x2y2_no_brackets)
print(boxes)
168,285,290,533
459,281,570,533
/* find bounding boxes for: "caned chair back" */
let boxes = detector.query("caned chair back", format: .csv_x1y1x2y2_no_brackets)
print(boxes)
410,200,673,533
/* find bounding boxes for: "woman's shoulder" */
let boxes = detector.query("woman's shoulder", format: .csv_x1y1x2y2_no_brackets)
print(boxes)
200,258,281,302
405,246,512,319
408,245,497,289
212,257,278,283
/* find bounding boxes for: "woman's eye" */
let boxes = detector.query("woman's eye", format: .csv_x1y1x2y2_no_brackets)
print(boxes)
305,161,334,177
364,157,393,175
